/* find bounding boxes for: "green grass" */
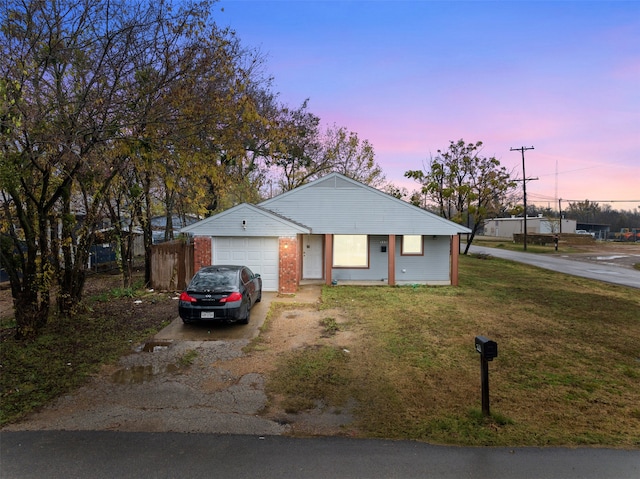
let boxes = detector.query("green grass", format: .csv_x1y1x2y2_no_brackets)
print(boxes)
320,317,340,336
267,345,352,412
266,255,640,447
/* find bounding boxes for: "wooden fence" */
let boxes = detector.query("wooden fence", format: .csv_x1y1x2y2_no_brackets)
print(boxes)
150,240,194,291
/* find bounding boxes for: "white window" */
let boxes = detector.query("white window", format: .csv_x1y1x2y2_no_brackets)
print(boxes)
402,235,423,255
333,235,368,267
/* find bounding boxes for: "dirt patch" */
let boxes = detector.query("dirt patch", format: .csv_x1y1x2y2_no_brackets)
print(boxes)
221,305,360,436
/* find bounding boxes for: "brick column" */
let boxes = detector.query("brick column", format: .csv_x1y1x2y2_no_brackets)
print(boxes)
279,237,298,294
324,234,333,286
451,234,460,286
193,236,212,272
387,234,396,285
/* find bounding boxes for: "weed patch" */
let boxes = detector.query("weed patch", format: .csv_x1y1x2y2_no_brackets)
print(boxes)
177,349,199,367
268,346,352,412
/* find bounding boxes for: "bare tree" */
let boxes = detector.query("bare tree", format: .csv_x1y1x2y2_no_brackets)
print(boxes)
321,125,386,188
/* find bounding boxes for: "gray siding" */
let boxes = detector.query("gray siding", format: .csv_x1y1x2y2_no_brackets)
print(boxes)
332,235,389,282
395,236,450,283
260,174,469,235
182,204,309,237
330,235,451,284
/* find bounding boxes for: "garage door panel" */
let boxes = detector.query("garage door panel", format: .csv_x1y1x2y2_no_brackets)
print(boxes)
215,252,231,261
212,237,279,292
263,250,278,261
232,252,247,261
247,251,263,261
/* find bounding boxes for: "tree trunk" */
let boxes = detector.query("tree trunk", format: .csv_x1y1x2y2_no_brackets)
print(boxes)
56,188,90,316
13,290,49,340
142,171,153,287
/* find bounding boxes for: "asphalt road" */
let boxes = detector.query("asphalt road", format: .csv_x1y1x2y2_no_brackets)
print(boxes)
2,431,639,479
466,244,640,289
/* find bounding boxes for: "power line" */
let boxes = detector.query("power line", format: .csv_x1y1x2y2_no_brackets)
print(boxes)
527,191,640,203
559,199,640,203
534,165,602,178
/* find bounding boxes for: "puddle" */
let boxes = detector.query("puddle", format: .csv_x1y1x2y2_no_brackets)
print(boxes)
136,340,172,353
111,365,154,384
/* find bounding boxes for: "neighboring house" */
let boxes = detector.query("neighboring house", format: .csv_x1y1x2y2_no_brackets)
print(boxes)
151,215,199,244
181,173,471,294
88,225,145,271
483,216,577,238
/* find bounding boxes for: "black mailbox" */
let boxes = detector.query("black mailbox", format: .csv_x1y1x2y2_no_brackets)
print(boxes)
475,336,498,361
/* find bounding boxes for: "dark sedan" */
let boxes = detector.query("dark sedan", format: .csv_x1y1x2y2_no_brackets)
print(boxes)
178,265,262,325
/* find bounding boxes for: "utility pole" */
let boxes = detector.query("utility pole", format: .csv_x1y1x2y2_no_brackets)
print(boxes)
558,198,562,234
511,146,536,251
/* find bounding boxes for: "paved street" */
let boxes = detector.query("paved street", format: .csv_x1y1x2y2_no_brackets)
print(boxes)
466,244,640,289
2,431,639,479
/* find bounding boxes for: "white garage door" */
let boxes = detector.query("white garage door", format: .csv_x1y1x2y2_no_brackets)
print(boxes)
212,237,279,291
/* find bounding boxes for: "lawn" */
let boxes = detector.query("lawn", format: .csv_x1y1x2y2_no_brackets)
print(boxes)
267,254,640,447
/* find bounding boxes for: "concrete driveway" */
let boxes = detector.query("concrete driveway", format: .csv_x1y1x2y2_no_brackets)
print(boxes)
154,285,322,341
153,293,275,341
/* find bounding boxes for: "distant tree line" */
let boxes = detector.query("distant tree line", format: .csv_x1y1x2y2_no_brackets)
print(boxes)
527,201,640,233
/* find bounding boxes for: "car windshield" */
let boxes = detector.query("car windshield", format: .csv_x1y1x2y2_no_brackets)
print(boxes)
189,269,237,291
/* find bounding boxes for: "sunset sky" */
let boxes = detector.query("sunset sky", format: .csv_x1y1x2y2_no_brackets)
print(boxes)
216,0,640,211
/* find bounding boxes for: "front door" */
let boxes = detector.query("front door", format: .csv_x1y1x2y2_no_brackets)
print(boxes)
302,235,323,279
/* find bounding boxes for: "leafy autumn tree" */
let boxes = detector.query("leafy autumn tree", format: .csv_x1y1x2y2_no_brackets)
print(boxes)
405,139,516,254
107,13,268,284
0,0,147,336
269,114,386,192
0,0,243,337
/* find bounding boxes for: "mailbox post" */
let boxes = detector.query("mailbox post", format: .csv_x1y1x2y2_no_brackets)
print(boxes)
475,336,498,416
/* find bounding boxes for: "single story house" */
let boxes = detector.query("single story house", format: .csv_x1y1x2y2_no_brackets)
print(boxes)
181,173,471,293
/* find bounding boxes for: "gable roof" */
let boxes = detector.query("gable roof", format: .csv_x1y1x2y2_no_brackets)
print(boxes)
182,173,471,237
259,173,471,235
181,203,310,237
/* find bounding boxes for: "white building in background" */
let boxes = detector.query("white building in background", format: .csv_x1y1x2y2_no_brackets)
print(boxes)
483,216,577,238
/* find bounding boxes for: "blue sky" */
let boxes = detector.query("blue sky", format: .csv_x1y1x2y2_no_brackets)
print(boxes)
215,0,640,211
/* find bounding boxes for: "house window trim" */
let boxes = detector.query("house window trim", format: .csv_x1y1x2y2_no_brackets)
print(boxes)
401,235,424,256
332,234,369,269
